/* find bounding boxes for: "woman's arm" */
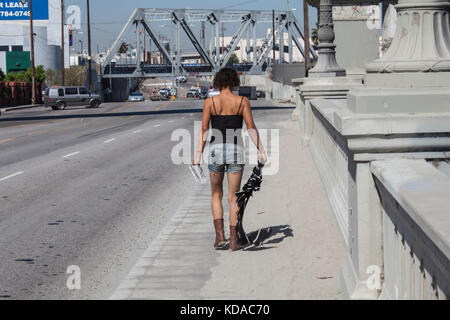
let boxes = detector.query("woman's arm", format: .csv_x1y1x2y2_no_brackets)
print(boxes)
242,97,267,163
193,98,212,165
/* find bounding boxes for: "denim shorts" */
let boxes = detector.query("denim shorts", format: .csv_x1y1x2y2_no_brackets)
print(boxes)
208,143,245,173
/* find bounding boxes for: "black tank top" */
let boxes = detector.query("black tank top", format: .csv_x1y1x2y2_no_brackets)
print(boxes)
210,96,244,146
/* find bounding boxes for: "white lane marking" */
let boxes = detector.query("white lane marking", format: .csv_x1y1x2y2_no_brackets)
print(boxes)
182,117,185,119
168,120,174,123
133,130,142,134
104,138,116,144
63,151,80,158
0,171,24,182
154,124,161,128
190,113,193,116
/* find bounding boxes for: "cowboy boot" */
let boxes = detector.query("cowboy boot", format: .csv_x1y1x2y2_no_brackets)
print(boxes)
229,225,244,252
213,219,227,249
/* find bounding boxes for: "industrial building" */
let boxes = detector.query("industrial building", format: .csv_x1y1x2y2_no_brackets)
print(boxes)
0,0,69,75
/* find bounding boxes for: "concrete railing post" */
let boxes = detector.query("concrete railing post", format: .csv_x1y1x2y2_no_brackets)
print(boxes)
367,0,450,74
309,0,346,77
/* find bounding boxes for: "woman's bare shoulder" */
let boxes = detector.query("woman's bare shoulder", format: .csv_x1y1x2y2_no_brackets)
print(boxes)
239,95,250,107
204,97,213,106
231,93,248,103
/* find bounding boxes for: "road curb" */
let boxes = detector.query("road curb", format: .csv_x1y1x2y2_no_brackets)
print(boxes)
2,104,44,112
109,183,213,300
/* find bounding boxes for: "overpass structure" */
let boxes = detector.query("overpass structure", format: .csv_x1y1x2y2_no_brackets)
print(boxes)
101,8,317,79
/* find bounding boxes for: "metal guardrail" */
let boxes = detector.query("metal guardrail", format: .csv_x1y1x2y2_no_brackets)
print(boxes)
103,62,268,77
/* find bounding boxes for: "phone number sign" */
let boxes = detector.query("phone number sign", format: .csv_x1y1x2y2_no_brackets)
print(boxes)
0,0,49,20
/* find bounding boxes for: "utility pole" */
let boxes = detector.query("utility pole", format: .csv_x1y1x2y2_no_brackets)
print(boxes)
221,23,225,55
149,38,152,64
86,0,93,93
61,0,65,85
79,40,83,59
303,0,311,73
200,21,205,48
272,9,276,65
143,30,146,63
136,23,140,70
22,0,36,104
200,20,205,63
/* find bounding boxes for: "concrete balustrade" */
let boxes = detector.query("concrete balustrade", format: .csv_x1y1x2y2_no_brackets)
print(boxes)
302,94,450,299
292,0,450,299
372,159,450,299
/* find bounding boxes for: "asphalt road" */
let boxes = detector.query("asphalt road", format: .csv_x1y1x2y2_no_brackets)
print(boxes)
0,98,294,299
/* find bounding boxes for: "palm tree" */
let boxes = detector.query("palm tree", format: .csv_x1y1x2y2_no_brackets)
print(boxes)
311,23,319,47
118,42,129,54
229,53,239,64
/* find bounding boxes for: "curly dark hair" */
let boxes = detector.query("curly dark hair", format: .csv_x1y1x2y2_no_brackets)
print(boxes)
213,67,240,91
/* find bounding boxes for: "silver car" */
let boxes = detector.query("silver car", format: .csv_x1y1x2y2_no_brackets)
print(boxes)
207,89,220,98
128,92,145,102
44,86,102,110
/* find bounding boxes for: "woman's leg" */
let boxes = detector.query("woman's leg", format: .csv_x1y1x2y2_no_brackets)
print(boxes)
226,170,243,226
210,171,225,220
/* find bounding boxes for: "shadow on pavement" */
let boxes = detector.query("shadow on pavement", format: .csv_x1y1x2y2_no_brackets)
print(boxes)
244,224,293,252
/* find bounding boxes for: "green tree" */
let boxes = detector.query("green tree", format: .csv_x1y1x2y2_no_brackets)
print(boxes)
164,42,171,54
65,66,85,86
46,68,60,86
4,72,17,82
46,66,84,86
3,65,46,83
34,65,47,83
0,68,5,81
118,42,129,54
311,23,319,46
229,52,239,64
16,70,30,82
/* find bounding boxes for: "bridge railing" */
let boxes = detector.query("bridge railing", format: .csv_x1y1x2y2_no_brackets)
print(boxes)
291,0,450,300
302,97,450,300
371,159,450,300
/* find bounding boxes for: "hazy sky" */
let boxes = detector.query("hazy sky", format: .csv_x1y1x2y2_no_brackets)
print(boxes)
67,0,318,54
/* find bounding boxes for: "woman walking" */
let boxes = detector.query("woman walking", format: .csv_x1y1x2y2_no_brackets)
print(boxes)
193,68,267,251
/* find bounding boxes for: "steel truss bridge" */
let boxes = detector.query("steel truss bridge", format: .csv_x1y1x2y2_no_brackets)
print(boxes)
101,8,317,79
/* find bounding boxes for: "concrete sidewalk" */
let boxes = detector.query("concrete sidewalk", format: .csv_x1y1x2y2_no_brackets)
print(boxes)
1,104,43,114
111,117,345,300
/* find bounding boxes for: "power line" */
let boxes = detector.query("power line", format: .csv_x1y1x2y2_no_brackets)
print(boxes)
222,0,261,9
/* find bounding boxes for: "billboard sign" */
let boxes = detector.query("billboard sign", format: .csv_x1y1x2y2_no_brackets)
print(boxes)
0,0,49,20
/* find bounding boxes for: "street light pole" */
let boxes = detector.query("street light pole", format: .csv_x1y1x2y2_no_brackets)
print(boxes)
308,0,345,76
79,40,83,61
272,9,276,65
303,0,311,73
171,55,175,91
86,0,93,93
22,0,36,104
61,0,65,85
110,53,112,91
108,39,117,92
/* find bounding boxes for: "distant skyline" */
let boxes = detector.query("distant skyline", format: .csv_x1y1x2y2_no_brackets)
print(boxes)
66,0,318,54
